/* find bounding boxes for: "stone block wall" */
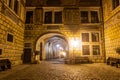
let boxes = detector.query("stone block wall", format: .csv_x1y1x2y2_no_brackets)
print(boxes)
0,13,24,65
102,0,120,59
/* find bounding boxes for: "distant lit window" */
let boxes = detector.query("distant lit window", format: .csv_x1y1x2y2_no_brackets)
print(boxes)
82,33,89,42
82,45,90,55
55,11,62,23
92,32,99,42
81,11,88,23
44,11,52,24
113,0,119,9
91,11,99,23
93,45,100,55
7,33,13,42
0,49,2,55
25,11,33,24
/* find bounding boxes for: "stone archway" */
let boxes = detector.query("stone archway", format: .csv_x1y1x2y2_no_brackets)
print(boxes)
35,33,69,61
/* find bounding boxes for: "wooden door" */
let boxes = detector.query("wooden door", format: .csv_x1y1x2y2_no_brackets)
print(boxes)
23,48,32,63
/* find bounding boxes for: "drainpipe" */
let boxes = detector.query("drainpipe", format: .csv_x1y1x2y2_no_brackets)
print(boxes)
100,0,106,63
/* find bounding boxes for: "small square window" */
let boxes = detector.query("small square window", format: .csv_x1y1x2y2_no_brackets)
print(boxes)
44,11,52,24
91,11,99,23
7,33,13,42
25,11,33,24
81,11,89,23
82,33,89,42
54,11,62,23
0,49,2,55
82,45,90,55
93,45,100,55
92,33,99,42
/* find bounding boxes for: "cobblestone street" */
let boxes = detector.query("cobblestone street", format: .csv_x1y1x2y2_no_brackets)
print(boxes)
0,60,120,80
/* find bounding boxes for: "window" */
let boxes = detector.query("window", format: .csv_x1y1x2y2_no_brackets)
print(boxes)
8,0,12,8
14,0,18,14
93,45,100,55
44,11,62,24
81,11,88,23
7,33,13,42
44,11,52,24
25,11,33,24
55,11,62,23
82,32,100,42
91,11,99,23
82,33,89,42
113,0,119,9
82,45,90,55
0,49,2,55
80,11,99,23
92,32,99,42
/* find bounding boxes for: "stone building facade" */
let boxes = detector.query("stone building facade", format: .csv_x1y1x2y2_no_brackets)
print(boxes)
1,0,119,65
0,0,26,65
102,0,120,59
24,0,105,63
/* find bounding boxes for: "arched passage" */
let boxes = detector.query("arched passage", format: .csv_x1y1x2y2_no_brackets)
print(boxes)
35,33,69,61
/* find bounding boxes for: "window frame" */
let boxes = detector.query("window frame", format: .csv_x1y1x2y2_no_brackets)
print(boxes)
81,31,101,56
112,0,120,10
54,11,62,24
80,11,89,23
80,8,100,24
44,11,52,24
25,11,34,24
91,32,99,42
82,33,89,42
90,11,99,23
0,49,2,55
82,45,90,55
7,33,14,42
43,7,63,25
14,0,19,14
92,45,100,55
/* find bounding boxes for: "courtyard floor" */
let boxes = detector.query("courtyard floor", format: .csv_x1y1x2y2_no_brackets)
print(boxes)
0,60,120,80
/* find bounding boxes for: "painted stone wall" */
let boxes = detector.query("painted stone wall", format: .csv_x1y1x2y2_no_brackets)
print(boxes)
25,6,104,63
102,0,120,59
0,1,25,65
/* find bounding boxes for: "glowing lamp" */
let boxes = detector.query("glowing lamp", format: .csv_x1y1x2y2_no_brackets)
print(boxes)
70,38,80,48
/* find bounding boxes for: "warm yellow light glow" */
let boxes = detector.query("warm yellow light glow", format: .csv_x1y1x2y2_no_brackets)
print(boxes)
70,38,80,48
69,37,82,50
59,51,66,57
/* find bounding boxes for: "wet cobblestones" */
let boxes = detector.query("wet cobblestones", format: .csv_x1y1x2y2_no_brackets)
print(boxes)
0,61,120,80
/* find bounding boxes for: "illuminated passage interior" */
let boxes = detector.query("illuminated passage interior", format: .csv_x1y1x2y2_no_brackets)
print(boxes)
44,36,69,60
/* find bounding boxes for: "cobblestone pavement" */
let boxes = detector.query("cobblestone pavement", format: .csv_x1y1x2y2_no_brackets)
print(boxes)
0,60,120,80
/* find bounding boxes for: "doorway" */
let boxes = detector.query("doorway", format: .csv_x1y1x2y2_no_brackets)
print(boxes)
23,48,32,63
